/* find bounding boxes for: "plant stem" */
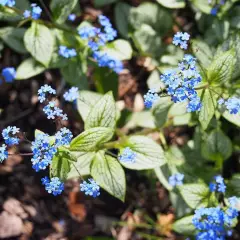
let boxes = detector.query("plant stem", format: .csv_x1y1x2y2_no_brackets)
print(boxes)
159,131,168,150
71,162,84,181
194,83,209,90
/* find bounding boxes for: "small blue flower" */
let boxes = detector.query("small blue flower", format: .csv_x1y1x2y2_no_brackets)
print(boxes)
2,126,20,146
59,46,77,58
218,98,225,105
55,127,73,147
118,147,136,163
172,32,190,50
211,7,218,16
41,177,64,196
43,101,68,121
224,97,240,114
68,13,76,21
23,3,42,19
0,0,15,7
0,144,8,162
144,89,160,109
2,67,16,83
209,175,226,193
31,133,57,172
168,173,184,187
63,87,79,102
80,178,100,198
38,84,56,103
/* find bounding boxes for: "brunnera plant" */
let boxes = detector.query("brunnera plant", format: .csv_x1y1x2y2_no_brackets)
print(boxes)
0,0,240,239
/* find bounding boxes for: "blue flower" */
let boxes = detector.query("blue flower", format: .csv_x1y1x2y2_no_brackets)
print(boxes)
168,173,184,187
31,133,57,172
2,67,16,83
55,127,73,147
38,85,56,103
43,101,68,121
63,87,79,102
0,0,15,7
41,177,64,196
209,175,226,193
2,126,20,146
172,32,190,50
160,54,202,112
0,144,8,162
211,7,218,16
118,147,136,163
224,97,240,114
218,98,225,105
80,178,100,198
93,51,123,73
68,13,76,21
144,89,160,109
59,46,77,58
23,3,42,19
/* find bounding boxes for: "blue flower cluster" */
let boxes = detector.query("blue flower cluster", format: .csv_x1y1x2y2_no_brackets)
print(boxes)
59,46,77,59
172,32,190,50
209,175,226,193
31,133,57,172
23,3,42,20
63,87,79,102
41,177,64,196
80,178,100,198
55,127,73,147
2,126,20,146
1,67,16,84
0,0,15,7
68,13,76,21
218,97,240,114
38,85,56,103
160,54,202,112
0,144,8,163
78,15,123,73
143,89,160,109
209,0,226,15
43,101,68,120
168,173,184,187
192,205,238,239
118,147,136,163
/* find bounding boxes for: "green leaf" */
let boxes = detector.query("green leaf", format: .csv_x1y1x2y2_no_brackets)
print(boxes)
16,58,45,80
50,0,78,24
61,60,88,89
152,97,172,128
70,127,114,152
0,27,27,54
217,33,240,79
179,183,210,209
94,0,118,7
104,40,132,60
201,129,232,161
114,2,131,38
120,136,166,170
85,92,117,130
133,24,162,57
207,49,236,84
172,216,195,235
51,148,75,181
91,151,126,201
68,152,96,178
156,0,186,8
147,70,164,92
24,22,54,67
191,0,212,14
77,91,103,122
168,102,188,117
223,111,240,127
228,174,240,197
129,2,172,36
192,40,213,69
198,89,216,130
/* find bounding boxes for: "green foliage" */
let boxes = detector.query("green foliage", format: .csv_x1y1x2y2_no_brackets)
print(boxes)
172,215,195,235
50,0,78,24
201,129,232,162
94,0,118,7
156,0,186,9
119,135,166,170
179,183,211,209
24,22,54,67
91,151,126,201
